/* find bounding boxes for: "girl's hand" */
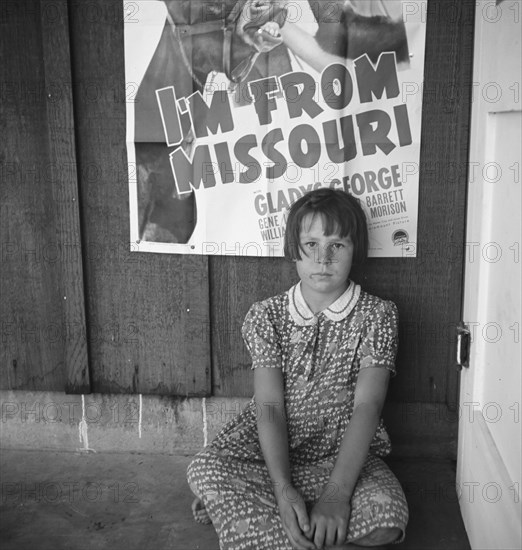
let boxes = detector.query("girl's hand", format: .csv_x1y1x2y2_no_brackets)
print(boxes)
277,487,316,550
309,499,351,549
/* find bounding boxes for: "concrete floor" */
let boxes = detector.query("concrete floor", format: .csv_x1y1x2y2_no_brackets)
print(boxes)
0,449,470,550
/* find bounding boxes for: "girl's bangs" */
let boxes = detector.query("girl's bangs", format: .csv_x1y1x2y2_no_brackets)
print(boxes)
314,210,355,240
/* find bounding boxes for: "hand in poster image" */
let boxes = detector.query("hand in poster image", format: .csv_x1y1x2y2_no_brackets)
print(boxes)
279,0,409,72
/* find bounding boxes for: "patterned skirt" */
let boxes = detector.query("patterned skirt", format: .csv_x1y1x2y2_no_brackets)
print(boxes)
187,448,408,549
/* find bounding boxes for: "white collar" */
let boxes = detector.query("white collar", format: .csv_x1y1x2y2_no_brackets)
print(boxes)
288,281,361,326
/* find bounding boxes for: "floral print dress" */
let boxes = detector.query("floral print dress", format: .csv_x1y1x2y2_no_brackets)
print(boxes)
187,282,408,549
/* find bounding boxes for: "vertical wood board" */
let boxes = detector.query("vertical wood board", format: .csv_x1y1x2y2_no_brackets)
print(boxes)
0,0,89,392
40,0,90,392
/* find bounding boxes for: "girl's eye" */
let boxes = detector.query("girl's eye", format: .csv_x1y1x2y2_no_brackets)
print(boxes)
331,243,344,250
305,242,317,248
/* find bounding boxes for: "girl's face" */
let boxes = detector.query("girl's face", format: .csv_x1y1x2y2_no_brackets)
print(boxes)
296,213,354,311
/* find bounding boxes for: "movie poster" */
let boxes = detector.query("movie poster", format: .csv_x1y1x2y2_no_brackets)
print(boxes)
124,1,427,257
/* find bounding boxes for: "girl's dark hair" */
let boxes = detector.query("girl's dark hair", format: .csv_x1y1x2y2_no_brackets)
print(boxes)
284,188,368,264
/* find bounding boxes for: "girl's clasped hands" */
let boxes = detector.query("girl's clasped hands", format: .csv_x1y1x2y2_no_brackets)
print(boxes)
277,485,351,550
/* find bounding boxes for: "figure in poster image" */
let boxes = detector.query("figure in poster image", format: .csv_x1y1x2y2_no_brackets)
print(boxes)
134,0,291,245
280,0,409,72
187,188,408,549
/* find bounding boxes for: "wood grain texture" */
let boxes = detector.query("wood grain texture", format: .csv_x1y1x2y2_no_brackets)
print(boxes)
68,0,210,396
40,0,90,393
0,0,89,392
210,256,298,396
210,0,475,405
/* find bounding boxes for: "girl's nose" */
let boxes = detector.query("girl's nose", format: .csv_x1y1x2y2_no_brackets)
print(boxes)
315,245,334,264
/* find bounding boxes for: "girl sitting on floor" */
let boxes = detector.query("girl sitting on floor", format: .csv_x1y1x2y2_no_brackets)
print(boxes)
188,188,408,549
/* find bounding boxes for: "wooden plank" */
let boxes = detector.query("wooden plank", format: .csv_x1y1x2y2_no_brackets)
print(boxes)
0,0,88,392
210,0,475,403
40,0,90,393
68,0,210,396
210,256,297,396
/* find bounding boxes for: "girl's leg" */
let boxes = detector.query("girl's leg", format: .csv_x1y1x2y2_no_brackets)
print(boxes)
351,526,403,546
323,527,403,548
291,458,406,548
187,448,295,550
345,455,408,545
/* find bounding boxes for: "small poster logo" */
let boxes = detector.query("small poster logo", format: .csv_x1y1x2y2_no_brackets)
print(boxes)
392,229,409,247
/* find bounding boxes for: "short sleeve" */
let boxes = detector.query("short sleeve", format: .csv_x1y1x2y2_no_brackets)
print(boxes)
241,302,282,369
358,300,399,376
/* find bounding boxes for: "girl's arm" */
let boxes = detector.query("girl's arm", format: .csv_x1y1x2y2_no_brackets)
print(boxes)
329,366,390,497
254,367,316,550
279,1,410,73
308,367,390,548
279,22,347,73
254,366,292,492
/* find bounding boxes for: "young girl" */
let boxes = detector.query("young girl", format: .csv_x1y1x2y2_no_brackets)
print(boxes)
187,188,408,549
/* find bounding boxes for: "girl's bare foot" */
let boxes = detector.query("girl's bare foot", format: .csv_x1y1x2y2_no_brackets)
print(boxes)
191,497,211,525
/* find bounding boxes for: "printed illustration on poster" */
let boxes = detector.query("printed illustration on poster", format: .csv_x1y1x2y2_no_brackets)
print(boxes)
124,0,427,257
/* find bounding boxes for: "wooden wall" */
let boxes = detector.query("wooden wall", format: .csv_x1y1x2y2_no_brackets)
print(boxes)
1,0,475,439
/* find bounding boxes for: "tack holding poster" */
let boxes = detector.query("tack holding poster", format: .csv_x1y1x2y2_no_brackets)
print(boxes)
125,0,426,257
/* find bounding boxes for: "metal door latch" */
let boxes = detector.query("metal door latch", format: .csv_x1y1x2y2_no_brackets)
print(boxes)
456,322,471,370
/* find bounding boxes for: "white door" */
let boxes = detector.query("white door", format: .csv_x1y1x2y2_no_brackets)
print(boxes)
457,1,522,549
